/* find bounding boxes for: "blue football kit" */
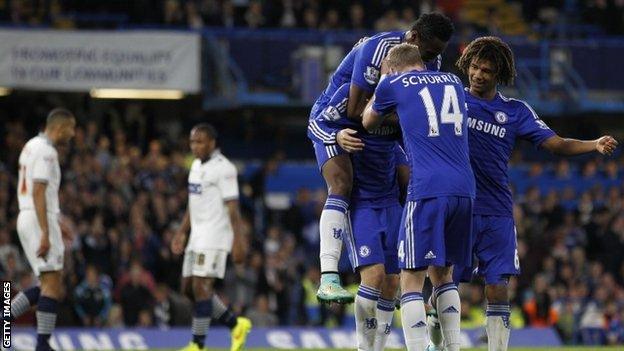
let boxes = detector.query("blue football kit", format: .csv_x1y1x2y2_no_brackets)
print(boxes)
454,89,556,284
372,70,475,270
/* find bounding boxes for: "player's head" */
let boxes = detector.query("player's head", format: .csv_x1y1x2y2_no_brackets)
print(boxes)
45,108,76,145
406,13,454,63
385,43,424,73
456,36,516,95
190,123,218,160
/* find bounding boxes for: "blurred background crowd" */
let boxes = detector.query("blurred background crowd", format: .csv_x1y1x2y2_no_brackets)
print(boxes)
0,0,623,36
0,0,622,348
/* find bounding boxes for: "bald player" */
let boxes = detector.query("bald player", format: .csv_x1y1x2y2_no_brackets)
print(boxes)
10,108,76,351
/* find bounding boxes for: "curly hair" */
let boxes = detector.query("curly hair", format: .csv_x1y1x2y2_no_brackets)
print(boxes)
411,13,455,42
456,36,516,86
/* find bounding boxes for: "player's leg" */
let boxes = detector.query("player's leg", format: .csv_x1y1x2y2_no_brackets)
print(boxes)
398,200,435,351
181,249,225,351
209,294,252,351
374,273,399,351
344,206,386,350
25,213,64,351
429,196,474,351
314,141,354,303
399,269,428,351
477,216,519,351
36,270,62,351
429,266,460,351
12,211,42,320
485,283,511,351
373,203,402,351
356,264,384,350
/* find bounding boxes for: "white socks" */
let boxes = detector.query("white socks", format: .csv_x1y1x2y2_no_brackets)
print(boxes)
486,303,511,351
400,292,428,351
435,283,461,351
373,297,395,351
319,194,349,273
355,285,380,350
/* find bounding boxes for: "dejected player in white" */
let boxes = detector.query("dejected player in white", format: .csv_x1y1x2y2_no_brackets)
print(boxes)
172,123,252,351
9,108,76,351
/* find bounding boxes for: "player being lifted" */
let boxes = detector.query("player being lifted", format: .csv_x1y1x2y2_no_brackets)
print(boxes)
9,109,76,351
314,80,408,351
308,12,455,304
172,124,252,351
419,36,618,351
364,44,475,351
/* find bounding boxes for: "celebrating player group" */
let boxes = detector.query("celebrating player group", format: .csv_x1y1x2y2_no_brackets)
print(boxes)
307,12,619,351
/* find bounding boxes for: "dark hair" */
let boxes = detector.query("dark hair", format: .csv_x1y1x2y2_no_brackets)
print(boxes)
192,123,218,140
456,36,516,86
411,13,454,42
46,108,74,126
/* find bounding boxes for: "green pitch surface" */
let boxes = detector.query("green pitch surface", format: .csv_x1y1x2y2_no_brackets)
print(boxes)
148,348,620,351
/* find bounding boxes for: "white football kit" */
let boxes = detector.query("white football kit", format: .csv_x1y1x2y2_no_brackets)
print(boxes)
16,134,63,276
182,150,239,279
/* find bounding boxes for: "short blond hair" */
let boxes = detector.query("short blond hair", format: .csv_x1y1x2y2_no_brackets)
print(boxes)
385,43,424,70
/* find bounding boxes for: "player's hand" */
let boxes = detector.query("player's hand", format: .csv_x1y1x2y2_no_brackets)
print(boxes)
59,216,74,242
596,136,618,155
337,129,364,153
171,231,187,255
231,233,248,264
37,234,51,258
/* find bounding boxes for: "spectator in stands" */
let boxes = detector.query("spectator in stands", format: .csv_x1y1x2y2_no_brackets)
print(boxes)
247,294,278,327
73,265,112,327
118,260,155,326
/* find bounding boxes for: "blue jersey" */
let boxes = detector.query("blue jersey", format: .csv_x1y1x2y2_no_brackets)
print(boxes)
309,30,441,124
466,90,556,217
372,71,475,201
315,83,407,207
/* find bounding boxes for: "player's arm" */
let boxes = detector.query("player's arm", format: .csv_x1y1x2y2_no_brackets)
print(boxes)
219,163,247,264
171,204,190,255
362,97,384,131
363,78,396,132
348,42,391,120
347,84,373,121
31,152,53,258
226,199,247,264
541,135,618,156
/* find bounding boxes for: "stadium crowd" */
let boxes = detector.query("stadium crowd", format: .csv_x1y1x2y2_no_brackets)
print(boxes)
1,0,623,36
0,114,623,346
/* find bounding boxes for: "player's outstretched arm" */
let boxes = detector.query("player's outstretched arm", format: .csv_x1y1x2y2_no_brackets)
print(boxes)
33,181,50,258
541,135,618,156
226,200,247,264
362,98,385,131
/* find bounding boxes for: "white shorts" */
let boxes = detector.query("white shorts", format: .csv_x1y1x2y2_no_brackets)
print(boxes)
16,210,64,276
182,249,228,279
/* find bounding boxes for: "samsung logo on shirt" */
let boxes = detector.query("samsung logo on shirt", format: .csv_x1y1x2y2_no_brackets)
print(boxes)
188,183,202,194
400,73,461,87
467,117,506,138
369,125,399,136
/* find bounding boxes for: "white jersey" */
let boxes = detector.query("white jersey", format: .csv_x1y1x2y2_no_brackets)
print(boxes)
187,150,239,252
17,134,61,215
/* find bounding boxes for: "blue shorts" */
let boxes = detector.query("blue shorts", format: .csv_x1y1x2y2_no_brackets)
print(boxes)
344,204,402,274
312,141,347,171
399,196,473,270
453,215,520,285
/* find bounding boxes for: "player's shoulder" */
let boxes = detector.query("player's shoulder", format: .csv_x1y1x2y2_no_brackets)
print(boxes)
213,152,237,174
498,93,539,118
29,135,57,157
360,31,404,57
